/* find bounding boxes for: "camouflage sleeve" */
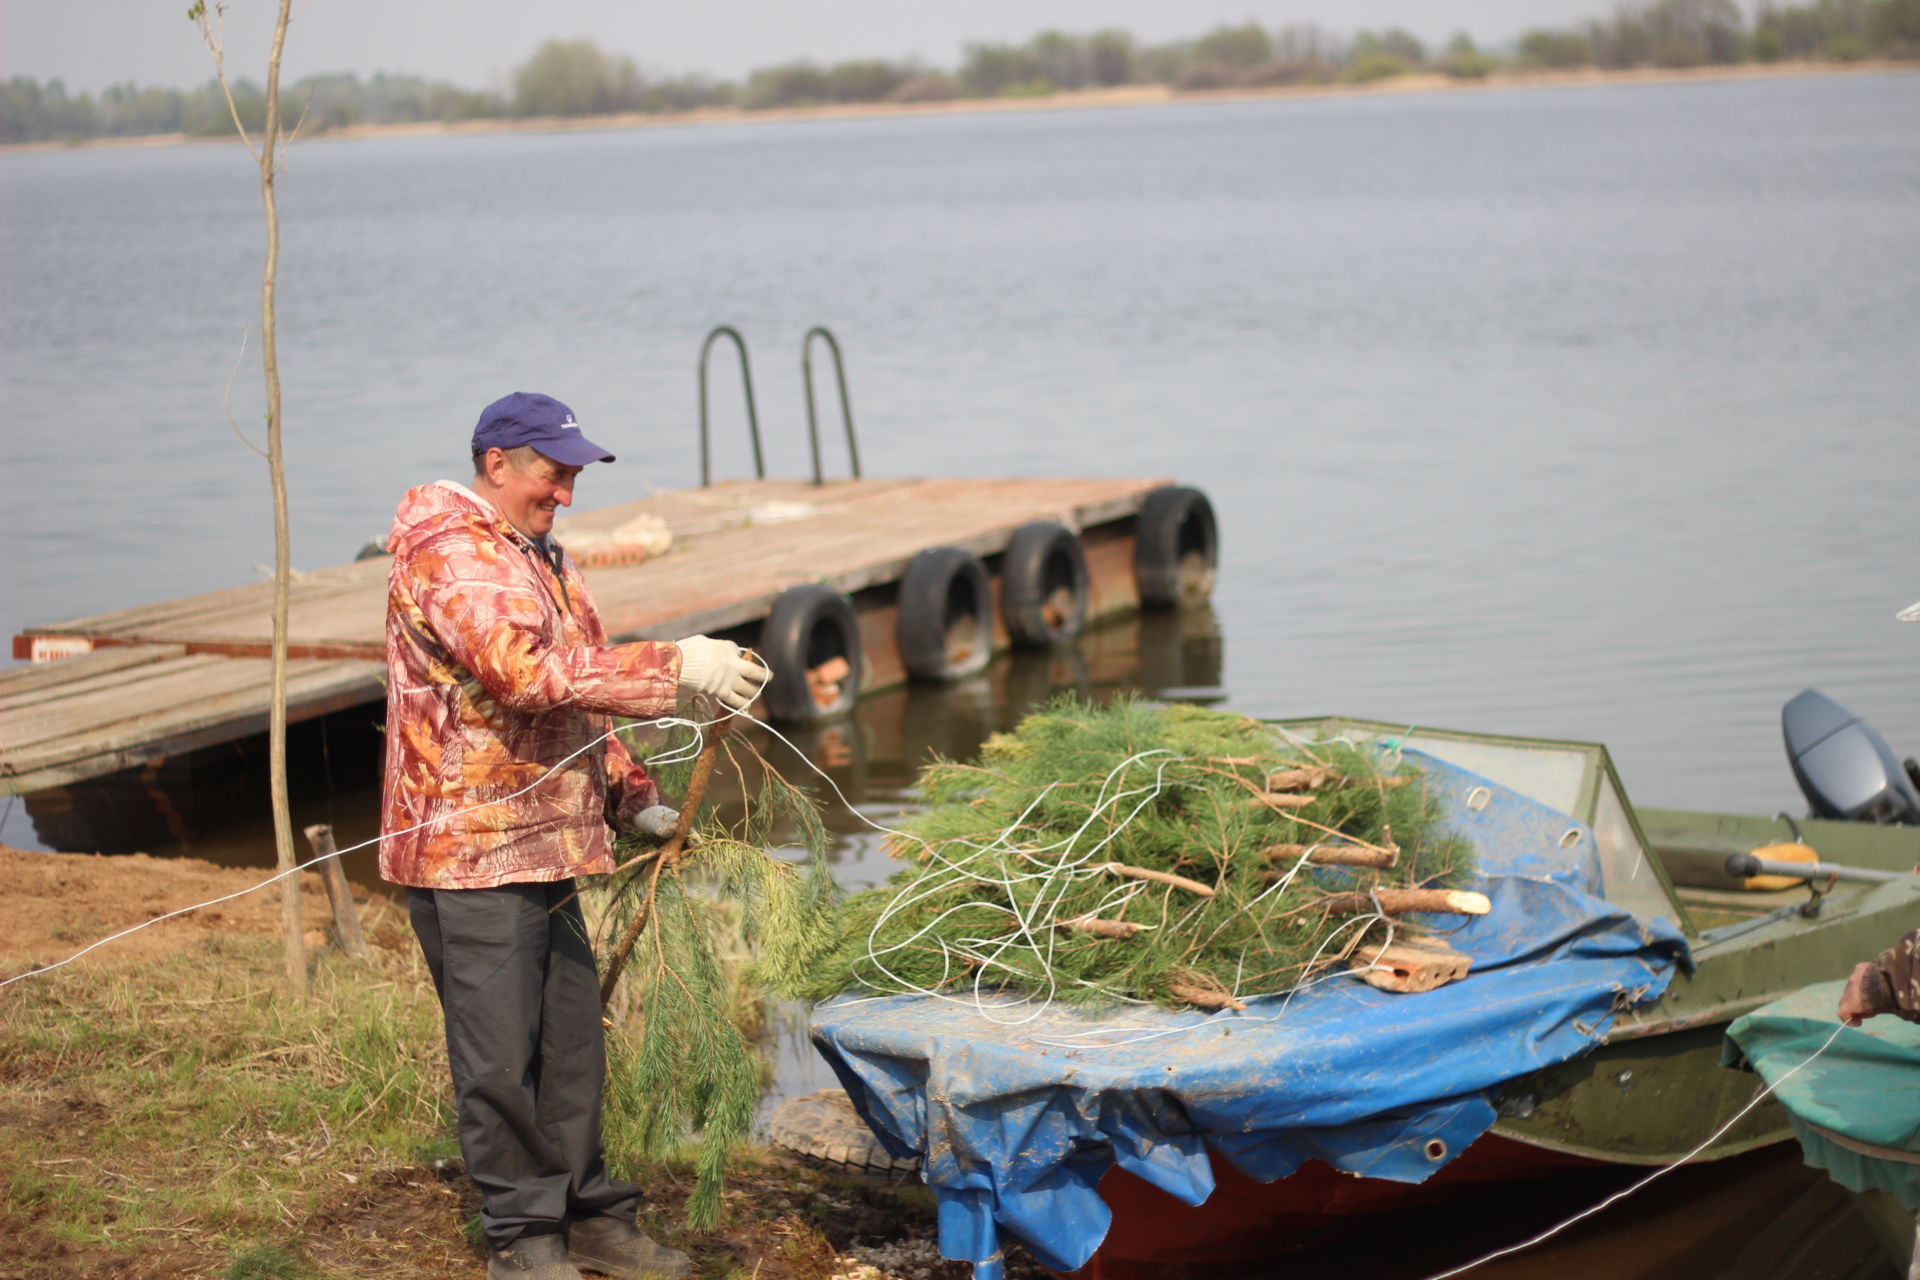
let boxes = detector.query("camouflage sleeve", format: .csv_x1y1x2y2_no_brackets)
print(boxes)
406,524,682,720
1857,930,1920,1022
558,552,669,824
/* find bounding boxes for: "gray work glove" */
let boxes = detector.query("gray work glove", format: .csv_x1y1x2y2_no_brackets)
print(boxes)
675,635,771,712
629,805,680,841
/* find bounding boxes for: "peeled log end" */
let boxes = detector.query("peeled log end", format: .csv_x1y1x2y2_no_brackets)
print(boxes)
1352,939,1473,993
1266,765,1335,792
1101,861,1216,897
1321,888,1492,917
1266,768,1412,793
1167,982,1247,1012
1262,842,1399,870
1252,792,1316,812
1061,916,1150,940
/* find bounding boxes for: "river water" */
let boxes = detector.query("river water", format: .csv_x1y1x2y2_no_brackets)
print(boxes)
5,71,1918,1275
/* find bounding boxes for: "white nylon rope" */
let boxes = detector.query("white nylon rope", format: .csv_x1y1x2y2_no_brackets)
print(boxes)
0,704,747,990
0,672,1401,1035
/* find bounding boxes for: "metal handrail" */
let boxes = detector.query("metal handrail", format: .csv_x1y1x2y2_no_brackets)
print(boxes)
801,326,862,485
698,325,764,487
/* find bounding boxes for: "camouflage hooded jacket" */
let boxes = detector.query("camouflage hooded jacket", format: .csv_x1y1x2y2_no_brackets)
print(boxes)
379,480,680,889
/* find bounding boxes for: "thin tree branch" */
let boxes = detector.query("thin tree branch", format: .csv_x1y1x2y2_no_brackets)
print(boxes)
222,326,267,458
190,2,264,165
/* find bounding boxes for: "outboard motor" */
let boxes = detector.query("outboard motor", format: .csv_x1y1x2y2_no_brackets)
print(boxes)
1783,688,1920,824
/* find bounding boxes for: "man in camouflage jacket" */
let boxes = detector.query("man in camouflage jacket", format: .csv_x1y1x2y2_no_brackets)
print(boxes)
381,392,767,1280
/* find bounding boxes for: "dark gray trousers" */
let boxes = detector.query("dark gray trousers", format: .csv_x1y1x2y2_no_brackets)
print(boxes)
407,881,640,1250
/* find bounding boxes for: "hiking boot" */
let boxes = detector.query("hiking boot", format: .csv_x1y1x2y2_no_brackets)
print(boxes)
567,1215,693,1279
488,1231,585,1280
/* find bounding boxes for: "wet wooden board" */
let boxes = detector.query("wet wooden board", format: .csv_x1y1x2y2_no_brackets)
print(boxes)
0,644,382,794
5,476,1166,793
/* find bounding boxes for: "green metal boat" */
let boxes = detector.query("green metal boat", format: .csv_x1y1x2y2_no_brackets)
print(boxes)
1275,713,1920,1169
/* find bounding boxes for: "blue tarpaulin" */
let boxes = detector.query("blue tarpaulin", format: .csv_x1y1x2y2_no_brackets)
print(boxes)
809,752,1691,1277
1725,980,1920,1213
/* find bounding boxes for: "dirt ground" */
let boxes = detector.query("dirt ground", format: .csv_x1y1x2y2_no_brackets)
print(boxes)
0,844,352,971
0,845,1047,1280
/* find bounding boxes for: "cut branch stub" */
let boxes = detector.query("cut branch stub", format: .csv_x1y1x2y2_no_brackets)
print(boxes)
1101,861,1216,897
1266,765,1336,792
1060,916,1151,940
1167,982,1247,1012
1320,888,1491,917
1267,767,1411,792
1252,792,1316,812
1263,842,1399,870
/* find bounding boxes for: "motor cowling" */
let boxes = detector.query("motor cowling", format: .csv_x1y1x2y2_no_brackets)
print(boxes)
1783,688,1920,825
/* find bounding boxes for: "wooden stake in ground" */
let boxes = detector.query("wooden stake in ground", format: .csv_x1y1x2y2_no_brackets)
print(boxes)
600,721,729,1006
301,824,369,960
193,0,302,996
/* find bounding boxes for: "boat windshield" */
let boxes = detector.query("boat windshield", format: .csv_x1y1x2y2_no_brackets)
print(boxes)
1273,717,1688,932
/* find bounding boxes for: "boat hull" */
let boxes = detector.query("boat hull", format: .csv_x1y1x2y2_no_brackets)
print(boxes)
1060,1134,1606,1279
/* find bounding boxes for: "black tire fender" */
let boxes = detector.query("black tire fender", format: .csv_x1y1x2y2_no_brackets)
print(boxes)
1000,521,1088,649
1133,485,1217,609
897,546,994,681
758,584,863,722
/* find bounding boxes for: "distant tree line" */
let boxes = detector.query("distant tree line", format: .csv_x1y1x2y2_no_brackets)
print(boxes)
5,0,1917,145
1517,0,1919,68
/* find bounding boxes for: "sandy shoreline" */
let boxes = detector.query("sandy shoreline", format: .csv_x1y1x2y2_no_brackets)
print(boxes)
8,59,1911,155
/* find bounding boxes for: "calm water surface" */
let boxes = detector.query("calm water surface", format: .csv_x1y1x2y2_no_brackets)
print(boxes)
7,73,1919,831
4,74,1919,1274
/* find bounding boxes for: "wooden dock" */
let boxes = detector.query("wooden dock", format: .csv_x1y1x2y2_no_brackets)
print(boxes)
4,476,1172,795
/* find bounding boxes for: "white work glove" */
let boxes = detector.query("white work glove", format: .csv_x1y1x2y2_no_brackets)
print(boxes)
629,805,680,840
675,635,770,713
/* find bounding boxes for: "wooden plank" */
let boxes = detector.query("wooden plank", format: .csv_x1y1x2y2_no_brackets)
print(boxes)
0,655,241,754
0,644,187,701
0,655,377,757
0,658,383,793
0,651,217,718
35,558,390,642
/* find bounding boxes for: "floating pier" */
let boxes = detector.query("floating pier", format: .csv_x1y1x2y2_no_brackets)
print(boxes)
4,475,1217,795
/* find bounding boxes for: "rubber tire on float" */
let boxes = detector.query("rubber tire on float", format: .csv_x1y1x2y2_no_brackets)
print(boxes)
1000,521,1088,649
758,584,863,723
897,547,994,682
1133,485,1218,609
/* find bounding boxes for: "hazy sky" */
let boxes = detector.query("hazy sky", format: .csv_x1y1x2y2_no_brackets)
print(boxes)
11,0,1632,93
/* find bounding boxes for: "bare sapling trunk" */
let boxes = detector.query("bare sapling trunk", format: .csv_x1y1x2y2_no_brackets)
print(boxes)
259,0,300,999
195,0,303,995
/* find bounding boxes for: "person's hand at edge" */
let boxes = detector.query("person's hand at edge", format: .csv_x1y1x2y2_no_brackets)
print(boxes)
1838,960,1878,1026
676,635,771,712
627,805,680,841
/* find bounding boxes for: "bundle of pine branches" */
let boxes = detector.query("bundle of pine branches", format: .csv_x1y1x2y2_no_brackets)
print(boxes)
594,729,839,1229
802,697,1475,1012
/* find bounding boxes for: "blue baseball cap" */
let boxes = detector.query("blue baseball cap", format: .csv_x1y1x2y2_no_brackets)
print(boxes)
471,392,615,466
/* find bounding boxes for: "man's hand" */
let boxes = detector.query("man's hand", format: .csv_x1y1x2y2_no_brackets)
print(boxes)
1838,961,1878,1026
628,805,680,840
676,635,770,712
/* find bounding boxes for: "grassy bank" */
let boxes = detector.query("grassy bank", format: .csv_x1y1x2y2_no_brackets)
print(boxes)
2,923,468,1278
0,850,1013,1280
